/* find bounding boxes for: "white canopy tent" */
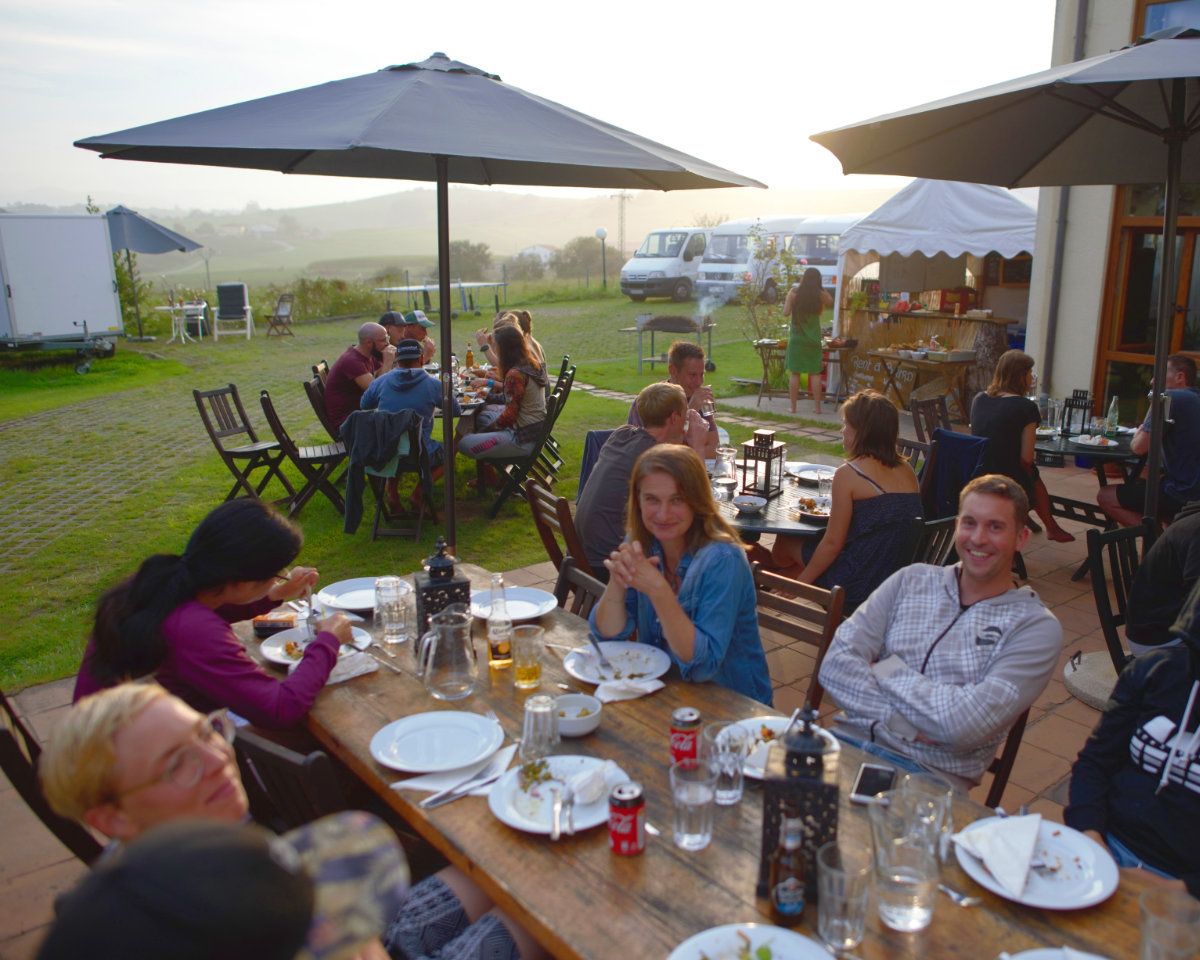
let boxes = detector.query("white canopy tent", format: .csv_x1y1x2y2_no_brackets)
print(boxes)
833,178,1037,329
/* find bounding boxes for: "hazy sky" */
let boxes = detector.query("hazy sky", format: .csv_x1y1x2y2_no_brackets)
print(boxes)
3,0,1058,212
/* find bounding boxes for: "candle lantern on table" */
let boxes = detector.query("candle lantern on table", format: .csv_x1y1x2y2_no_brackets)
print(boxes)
757,707,839,903
739,429,786,500
413,537,471,634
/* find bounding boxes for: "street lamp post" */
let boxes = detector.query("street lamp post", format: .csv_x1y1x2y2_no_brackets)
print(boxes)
595,227,608,290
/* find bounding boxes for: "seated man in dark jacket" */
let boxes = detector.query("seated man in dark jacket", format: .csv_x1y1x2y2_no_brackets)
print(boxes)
1065,577,1200,896
1125,499,1200,655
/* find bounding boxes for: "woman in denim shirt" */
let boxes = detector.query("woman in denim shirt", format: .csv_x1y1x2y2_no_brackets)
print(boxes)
591,445,772,704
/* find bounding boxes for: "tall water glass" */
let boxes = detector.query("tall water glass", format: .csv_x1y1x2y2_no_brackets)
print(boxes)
669,758,718,851
868,791,938,932
817,473,833,506
896,772,955,861
1047,397,1064,436
701,721,750,806
712,446,738,502
518,694,559,763
817,842,871,953
374,576,412,645
1141,889,1200,960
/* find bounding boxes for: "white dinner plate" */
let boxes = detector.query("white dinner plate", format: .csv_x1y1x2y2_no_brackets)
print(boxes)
1068,435,1120,448
1003,951,1108,960
470,587,556,621
315,577,381,613
736,716,840,780
260,626,370,664
1035,427,1058,438
369,712,504,773
668,923,834,960
954,818,1119,909
786,462,836,484
562,641,672,685
487,755,625,834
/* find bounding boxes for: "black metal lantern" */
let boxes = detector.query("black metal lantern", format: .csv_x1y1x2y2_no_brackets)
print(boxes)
413,537,471,634
740,429,786,500
757,708,840,902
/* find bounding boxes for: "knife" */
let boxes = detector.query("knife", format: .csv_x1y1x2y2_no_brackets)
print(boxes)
419,750,512,809
550,786,563,841
421,771,506,810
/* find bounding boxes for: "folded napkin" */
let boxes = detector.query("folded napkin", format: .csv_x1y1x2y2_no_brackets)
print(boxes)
952,813,1041,897
289,650,378,684
569,760,624,803
391,744,517,796
594,678,665,703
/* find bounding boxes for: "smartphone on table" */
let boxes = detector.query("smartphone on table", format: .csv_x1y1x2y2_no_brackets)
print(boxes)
849,762,897,804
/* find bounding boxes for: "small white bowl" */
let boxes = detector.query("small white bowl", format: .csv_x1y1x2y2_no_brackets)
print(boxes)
555,693,602,737
732,495,767,515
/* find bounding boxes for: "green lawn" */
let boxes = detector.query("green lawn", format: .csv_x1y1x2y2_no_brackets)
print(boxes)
0,292,841,690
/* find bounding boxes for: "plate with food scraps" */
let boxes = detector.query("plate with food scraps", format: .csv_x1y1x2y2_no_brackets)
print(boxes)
470,587,556,621
667,923,834,960
736,716,840,780
786,463,836,485
1068,435,1119,448
370,711,504,774
791,495,832,523
953,818,1118,910
314,577,381,613
487,755,627,834
562,641,672,685
260,626,371,665
1035,427,1058,438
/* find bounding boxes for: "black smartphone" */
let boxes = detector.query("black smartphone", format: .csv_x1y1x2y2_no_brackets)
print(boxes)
849,762,897,804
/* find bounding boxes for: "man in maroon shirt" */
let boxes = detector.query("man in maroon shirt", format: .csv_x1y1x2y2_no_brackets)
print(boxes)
324,321,396,432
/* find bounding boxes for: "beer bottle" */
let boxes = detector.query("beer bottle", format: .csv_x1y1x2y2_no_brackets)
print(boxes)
769,804,807,926
465,342,475,370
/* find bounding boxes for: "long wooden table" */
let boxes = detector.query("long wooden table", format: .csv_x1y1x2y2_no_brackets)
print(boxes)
249,564,1149,960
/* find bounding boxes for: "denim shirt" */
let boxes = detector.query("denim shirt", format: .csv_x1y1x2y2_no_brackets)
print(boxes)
589,539,772,705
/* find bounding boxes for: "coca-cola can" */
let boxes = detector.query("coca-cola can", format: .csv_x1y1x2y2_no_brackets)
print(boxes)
608,782,645,855
669,706,701,764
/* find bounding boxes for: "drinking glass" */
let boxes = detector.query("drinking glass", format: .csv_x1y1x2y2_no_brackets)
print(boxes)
511,625,544,690
712,446,738,501
374,576,412,645
700,397,716,419
669,758,718,851
1141,888,1200,960
700,721,750,806
518,694,559,763
817,841,871,953
818,474,833,504
895,772,955,860
1047,397,1064,436
1090,415,1107,436
868,791,938,932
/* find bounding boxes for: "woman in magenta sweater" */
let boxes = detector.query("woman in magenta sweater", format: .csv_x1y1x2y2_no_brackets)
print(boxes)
74,499,351,728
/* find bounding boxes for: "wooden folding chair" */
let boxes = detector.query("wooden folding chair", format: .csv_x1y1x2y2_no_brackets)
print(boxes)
481,392,560,518
264,293,295,338
304,375,341,444
365,418,437,541
537,363,575,485
233,728,347,832
906,515,958,566
910,395,952,443
553,556,606,619
194,384,294,504
1087,522,1155,674
982,709,1031,809
1,688,104,865
259,389,346,518
312,359,329,387
751,563,845,710
523,479,595,577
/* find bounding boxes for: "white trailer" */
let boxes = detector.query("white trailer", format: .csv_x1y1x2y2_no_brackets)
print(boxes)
0,214,123,371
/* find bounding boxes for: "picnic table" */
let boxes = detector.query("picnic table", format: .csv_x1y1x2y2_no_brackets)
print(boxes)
242,562,1151,960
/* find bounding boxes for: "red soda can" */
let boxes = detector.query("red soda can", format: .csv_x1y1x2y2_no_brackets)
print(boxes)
670,706,701,764
608,782,645,855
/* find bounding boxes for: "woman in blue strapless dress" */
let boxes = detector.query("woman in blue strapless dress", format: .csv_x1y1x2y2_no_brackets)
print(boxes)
771,390,923,612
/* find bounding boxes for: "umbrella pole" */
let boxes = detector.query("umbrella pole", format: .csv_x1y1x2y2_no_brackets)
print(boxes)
437,157,456,553
126,248,145,340
1145,78,1186,525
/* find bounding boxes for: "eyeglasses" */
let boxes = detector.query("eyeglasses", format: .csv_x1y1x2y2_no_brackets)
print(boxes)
116,710,236,799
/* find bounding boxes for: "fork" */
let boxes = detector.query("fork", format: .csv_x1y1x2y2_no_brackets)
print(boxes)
561,784,576,836
939,883,982,907
585,632,614,678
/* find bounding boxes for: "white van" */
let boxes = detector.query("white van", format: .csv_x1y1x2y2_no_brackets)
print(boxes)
619,227,712,302
786,213,864,291
694,215,809,306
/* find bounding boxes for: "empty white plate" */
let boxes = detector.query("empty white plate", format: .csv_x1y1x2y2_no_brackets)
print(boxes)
369,712,504,773
315,577,382,612
470,587,556,621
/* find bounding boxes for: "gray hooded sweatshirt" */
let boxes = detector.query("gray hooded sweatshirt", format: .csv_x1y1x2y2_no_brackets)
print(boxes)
819,563,1062,784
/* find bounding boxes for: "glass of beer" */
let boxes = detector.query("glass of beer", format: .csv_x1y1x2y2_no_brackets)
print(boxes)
512,625,544,690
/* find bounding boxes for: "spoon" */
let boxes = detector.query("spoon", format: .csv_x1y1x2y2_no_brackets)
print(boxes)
939,883,982,907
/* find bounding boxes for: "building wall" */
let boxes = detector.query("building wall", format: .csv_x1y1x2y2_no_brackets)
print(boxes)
1026,0,1134,396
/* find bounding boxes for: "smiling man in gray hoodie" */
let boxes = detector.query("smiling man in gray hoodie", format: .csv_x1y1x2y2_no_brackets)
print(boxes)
819,474,1062,789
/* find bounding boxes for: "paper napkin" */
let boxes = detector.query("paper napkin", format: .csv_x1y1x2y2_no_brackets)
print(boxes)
391,744,518,796
594,678,665,703
952,813,1041,897
288,650,378,684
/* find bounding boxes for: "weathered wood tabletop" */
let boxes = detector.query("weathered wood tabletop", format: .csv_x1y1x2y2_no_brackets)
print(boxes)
247,564,1148,960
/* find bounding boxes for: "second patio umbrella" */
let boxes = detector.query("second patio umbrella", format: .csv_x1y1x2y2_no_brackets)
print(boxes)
811,27,1200,522
105,205,201,340
77,52,764,548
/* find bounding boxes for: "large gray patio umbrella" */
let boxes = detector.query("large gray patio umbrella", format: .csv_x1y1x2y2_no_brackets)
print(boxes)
105,205,201,340
811,27,1200,522
76,52,763,550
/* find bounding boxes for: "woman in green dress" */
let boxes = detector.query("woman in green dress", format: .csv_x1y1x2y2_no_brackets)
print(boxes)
783,267,833,415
